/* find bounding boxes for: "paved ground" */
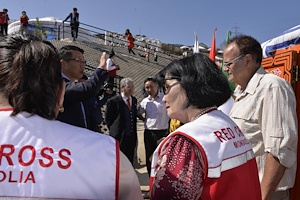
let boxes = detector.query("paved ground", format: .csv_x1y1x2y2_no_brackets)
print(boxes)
134,120,150,196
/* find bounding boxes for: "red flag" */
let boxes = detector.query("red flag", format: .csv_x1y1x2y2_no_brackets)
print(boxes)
209,28,217,62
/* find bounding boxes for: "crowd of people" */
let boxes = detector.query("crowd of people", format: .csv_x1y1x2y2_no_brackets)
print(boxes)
0,8,298,199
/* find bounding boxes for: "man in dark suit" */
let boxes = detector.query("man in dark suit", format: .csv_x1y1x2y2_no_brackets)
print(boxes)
105,78,137,164
57,45,107,130
63,7,79,40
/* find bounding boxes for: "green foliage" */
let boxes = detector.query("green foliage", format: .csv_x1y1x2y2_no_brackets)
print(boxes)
32,17,47,40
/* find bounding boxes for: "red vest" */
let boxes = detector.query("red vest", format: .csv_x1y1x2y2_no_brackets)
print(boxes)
150,110,261,200
20,16,28,25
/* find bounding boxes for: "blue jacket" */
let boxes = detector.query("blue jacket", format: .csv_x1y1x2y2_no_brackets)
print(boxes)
57,68,107,129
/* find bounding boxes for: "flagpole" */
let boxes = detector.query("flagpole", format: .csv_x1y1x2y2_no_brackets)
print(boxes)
222,30,232,72
193,32,199,54
222,30,235,93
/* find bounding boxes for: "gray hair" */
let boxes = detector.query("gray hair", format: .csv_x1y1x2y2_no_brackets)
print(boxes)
120,77,134,88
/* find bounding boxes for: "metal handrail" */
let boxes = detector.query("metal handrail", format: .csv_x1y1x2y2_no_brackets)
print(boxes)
56,20,180,61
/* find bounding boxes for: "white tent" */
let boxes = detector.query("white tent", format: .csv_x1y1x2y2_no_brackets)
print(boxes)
8,16,94,42
261,25,300,58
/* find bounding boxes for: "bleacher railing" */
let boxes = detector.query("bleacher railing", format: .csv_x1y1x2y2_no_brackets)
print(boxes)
57,21,181,61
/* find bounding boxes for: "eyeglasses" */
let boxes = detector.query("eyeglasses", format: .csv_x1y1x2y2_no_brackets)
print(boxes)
223,55,244,68
66,58,87,65
164,76,181,94
164,76,181,81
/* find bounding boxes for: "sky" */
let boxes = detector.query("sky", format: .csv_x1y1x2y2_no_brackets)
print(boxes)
2,0,300,48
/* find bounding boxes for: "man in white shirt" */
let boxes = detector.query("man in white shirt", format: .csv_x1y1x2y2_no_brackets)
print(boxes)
223,35,297,200
138,77,169,176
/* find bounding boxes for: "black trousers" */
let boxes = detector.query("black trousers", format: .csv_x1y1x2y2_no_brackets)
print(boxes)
128,47,135,55
1,23,8,36
120,134,136,164
144,129,167,176
70,23,79,38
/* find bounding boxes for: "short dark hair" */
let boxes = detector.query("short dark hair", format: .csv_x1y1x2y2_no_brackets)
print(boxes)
0,34,63,119
156,68,167,92
109,50,115,58
73,8,77,11
144,77,158,84
226,35,262,64
164,53,231,108
58,45,84,60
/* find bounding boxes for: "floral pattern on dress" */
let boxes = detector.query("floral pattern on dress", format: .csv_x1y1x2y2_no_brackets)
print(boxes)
151,134,205,200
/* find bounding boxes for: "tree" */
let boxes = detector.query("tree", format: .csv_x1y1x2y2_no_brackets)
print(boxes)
31,17,47,40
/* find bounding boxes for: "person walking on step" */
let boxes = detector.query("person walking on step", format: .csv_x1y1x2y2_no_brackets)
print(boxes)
0,8,9,36
138,43,150,62
19,11,29,36
125,29,136,55
64,8,79,41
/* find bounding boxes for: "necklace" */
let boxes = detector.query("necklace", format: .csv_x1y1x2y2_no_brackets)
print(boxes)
194,106,217,120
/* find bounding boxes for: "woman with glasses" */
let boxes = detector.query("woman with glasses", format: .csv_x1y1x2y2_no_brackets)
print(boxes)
149,53,261,200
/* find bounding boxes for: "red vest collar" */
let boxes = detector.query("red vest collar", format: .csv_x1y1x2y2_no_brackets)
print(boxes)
0,107,13,111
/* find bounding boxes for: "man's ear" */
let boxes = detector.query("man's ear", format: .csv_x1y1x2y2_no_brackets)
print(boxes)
244,54,252,65
60,59,66,67
55,81,66,117
60,59,67,73
59,81,66,107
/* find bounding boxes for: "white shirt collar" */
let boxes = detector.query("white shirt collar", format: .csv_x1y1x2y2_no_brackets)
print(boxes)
61,72,70,81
